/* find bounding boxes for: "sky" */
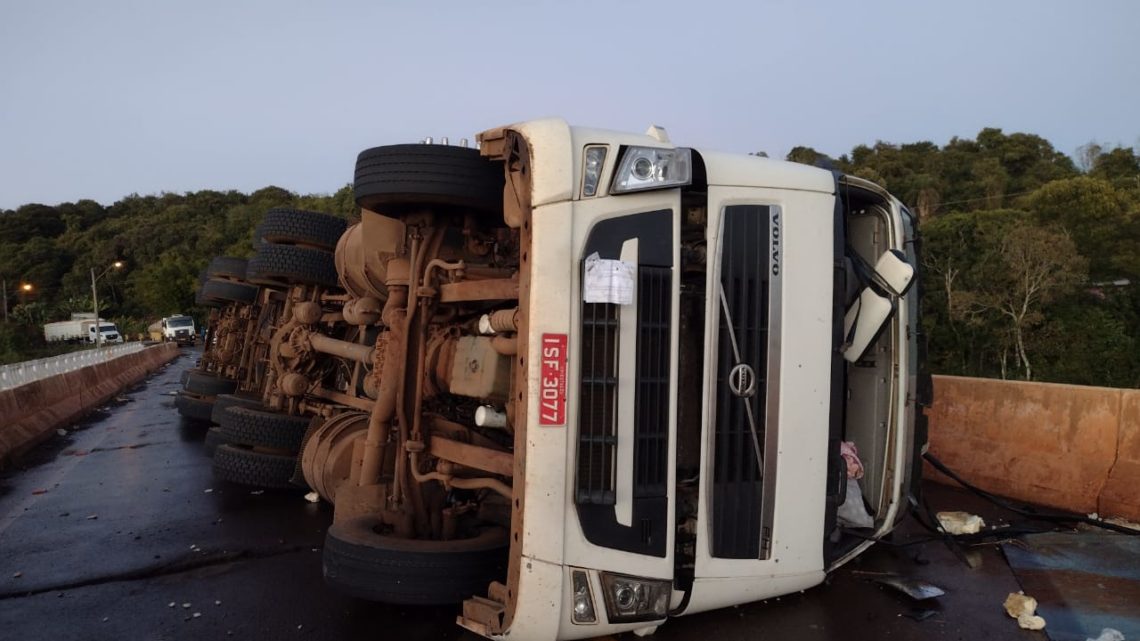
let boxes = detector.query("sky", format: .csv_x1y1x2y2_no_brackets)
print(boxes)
1,0,1138,209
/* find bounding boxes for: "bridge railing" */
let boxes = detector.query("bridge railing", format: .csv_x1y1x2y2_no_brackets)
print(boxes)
0,343,146,391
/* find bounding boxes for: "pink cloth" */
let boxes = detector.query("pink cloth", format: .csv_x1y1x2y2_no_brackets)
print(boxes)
840,441,865,480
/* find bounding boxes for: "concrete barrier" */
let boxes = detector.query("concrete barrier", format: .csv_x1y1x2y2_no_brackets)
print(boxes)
0,343,179,467
927,375,1140,522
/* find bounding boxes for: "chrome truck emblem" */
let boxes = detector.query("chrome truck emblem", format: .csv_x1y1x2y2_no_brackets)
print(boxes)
728,363,757,398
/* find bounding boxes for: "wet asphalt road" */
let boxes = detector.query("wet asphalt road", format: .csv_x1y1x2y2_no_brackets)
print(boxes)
0,350,1031,640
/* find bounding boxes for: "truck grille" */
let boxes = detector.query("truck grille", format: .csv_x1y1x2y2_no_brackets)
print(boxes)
574,209,673,557
711,205,778,560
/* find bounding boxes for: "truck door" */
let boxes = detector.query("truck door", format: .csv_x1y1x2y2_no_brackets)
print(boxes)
562,188,680,618
687,186,833,612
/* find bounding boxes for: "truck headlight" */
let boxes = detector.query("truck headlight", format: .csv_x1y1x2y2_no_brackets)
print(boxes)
581,145,608,198
570,569,597,624
611,146,691,194
599,572,670,623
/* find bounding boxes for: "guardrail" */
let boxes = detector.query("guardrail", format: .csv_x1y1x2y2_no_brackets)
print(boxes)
0,343,146,391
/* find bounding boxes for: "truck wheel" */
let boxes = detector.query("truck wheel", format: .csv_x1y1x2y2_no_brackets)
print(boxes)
210,393,264,424
323,519,508,605
211,444,297,489
175,391,214,422
259,208,348,251
247,243,339,289
218,406,311,452
204,427,229,456
183,370,238,396
353,144,503,214
207,256,249,281
200,278,258,305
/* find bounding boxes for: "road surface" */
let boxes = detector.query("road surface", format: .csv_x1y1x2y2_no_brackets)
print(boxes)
0,350,1032,640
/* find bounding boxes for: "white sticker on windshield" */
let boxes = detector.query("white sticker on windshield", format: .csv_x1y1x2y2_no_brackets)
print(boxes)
583,252,636,305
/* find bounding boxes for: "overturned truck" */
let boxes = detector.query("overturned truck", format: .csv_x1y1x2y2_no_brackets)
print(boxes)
192,119,929,640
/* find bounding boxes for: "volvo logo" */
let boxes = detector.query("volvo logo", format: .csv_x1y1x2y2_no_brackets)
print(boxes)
728,363,757,398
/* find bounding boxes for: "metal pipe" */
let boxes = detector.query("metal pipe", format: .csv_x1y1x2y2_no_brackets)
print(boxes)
359,287,407,486
409,450,512,500
309,332,375,363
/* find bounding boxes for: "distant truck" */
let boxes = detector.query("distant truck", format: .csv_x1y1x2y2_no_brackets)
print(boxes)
43,313,124,344
149,315,196,345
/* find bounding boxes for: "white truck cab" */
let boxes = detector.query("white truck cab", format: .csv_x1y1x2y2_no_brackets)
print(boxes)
160,315,197,346
451,120,928,639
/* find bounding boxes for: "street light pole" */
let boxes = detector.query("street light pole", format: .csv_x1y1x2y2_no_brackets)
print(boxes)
90,261,123,348
90,267,101,348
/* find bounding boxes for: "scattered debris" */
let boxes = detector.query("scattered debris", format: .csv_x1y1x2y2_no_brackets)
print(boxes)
168,602,176,608
872,575,945,600
102,617,109,622
1086,628,1125,641
1004,591,1046,630
250,490,264,496
182,603,192,609
192,612,201,619
903,609,938,622
31,489,48,495
204,488,214,494
86,514,99,520
304,491,319,503
937,511,985,535
12,571,22,579
215,600,221,606
56,429,68,436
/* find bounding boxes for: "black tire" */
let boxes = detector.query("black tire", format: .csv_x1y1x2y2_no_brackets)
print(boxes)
183,370,238,396
323,519,508,605
175,391,214,422
200,278,258,305
210,393,264,425
212,444,297,489
259,208,348,251
208,256,248,280
247,243,339,289
204,427,229,456
354,144,503,213
218,406,310,451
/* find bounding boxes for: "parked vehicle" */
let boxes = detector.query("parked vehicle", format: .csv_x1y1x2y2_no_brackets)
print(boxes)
159,315,197,345
43,313,124,344
186,119,929,641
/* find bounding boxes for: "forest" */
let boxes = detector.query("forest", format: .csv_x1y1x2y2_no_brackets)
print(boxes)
1,129,1138,388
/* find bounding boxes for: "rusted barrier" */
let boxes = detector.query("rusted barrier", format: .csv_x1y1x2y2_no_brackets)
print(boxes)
0,343,179,467
927,375,1139,522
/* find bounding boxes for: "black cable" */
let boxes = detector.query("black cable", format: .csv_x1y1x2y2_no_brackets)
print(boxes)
923,451,1139,536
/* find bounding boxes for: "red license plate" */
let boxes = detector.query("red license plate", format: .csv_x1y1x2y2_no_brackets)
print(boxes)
539,333,568,426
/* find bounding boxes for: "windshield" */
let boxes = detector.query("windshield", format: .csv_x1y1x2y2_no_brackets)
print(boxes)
169,318,194,327
99,324,116,332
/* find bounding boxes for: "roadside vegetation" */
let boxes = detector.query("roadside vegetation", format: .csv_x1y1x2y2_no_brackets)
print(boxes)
1,130,1137,387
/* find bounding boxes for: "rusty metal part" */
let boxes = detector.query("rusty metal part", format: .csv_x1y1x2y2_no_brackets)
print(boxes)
280,372,309,397
292,301,322,325
429,436,513,477
490,335,517,356
342,296,382,326
308,385,375,412
439,278,518,303
479,128,531,229
478,308,519,334
300,411,369,503
408,448,512,501
308,331,374,364
430,335,513,402
335,219,396,300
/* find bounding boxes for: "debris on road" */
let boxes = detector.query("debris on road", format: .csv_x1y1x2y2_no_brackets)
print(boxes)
204,488,214,494
937,511,985,535
872,575,946,600
168,602,176,608
31,489,47,495
85,514,98,520
1003,591,1046,630
182,603,192,609
56,429,68,436
193,612,201,619
250,490,264,496
304,491,319,503
1086,628,1125,641
12,571,22,578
